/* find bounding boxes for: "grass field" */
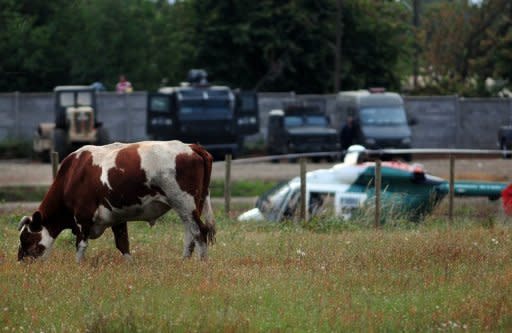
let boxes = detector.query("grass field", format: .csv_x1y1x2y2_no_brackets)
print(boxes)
1,202,511,332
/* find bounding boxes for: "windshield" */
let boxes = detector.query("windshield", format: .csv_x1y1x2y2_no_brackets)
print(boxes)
359,106,407,126
284,115,328,128
59,91,93,107
256,181,293,221
179,100,232,120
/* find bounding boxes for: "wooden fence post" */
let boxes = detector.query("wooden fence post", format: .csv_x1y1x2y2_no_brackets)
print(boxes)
51,151,59,180
224,154,232,217
375,159,382,228
449,154,455,222
300,157,307,222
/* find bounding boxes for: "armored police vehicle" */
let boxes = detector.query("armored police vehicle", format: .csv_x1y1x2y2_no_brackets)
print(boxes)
146,70,259,159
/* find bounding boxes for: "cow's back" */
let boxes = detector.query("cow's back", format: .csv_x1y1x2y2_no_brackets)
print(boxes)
57,141,203,220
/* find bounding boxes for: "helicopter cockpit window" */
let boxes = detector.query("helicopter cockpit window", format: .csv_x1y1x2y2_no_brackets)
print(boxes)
256,182,293,221
309,191,335,217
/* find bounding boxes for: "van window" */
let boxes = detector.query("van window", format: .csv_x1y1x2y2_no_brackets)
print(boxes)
359,106,407,126
305,115,328,126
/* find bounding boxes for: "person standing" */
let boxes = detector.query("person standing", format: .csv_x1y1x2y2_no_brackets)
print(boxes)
116,74,133,93
340,116,358,151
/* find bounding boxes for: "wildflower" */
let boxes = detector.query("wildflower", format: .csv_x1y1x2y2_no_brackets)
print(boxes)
296,249,306,257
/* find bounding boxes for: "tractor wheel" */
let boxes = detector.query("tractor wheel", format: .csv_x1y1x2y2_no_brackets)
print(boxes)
53,128,69,161
96,127,110,146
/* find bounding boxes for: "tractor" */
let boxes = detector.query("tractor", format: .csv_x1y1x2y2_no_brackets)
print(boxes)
33,86,109,161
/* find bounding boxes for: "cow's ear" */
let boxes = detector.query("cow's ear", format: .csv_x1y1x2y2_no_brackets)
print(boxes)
17,216,31,231
30,211,43,232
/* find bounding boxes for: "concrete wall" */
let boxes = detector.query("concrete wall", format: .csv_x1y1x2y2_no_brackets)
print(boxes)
1,91,511,149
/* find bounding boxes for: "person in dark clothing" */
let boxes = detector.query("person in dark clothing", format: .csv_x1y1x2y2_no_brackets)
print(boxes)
340,116,358,151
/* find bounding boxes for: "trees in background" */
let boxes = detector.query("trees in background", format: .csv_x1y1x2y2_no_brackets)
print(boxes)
417,0,512,96
1,0,511,96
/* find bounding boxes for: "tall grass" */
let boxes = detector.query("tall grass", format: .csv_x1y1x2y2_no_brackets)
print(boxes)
0,202,511,332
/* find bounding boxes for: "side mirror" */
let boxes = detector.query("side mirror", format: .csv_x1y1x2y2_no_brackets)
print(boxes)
408,117,418,126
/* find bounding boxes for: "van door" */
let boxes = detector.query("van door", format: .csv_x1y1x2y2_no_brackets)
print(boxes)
235,91,259,135
146,93,176,140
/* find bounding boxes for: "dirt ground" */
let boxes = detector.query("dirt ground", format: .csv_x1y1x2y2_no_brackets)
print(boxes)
0,157,510,186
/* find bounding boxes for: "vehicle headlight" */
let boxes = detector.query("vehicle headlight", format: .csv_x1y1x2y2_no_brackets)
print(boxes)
151,117,172,126
401,137,411,145
237,116,257,125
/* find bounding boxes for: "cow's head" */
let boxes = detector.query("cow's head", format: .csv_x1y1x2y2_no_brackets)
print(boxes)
17,212,54,261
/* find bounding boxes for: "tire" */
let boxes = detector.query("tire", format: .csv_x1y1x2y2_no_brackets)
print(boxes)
52,128,69,161
40,150,51,163
96,127,110,146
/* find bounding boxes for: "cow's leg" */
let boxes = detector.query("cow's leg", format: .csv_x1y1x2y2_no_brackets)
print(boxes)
75,230,88,264
192,211,208,260
180,211,203,259
112,222,132,261
183,226,196,259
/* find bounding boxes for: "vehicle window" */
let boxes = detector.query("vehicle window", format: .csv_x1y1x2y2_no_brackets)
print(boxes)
282,190,300,220
77,92,92,106
305,115,328,127
179,100,232,120
359,107,407,126
240,95,256,112
150,96,168,112
309,191,335,217
59,92,74,107
256,182,292,220
284,116,303,128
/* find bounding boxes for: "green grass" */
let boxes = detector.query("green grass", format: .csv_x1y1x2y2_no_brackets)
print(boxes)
1,200,511,332
0,186,48,202
209,179,276,197
0,139,32,159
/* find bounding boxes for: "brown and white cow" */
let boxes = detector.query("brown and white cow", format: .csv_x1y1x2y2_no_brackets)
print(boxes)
17,140,215,262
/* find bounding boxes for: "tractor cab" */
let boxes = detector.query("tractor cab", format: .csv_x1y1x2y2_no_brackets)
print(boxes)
33,86,109,161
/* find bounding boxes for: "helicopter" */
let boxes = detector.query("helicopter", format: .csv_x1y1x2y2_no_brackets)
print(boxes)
238,145,512,222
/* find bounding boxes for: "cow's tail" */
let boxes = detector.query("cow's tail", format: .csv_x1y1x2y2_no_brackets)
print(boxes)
190,144,216,245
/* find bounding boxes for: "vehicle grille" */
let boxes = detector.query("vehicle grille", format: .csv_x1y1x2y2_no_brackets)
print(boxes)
74,112,93,134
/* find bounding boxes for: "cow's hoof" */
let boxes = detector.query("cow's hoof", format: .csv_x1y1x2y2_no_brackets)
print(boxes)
123,254,133,262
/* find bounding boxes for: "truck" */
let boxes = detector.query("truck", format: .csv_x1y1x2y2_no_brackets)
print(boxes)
146,69,259,159
336,89,414,160
33,86,109,161
266,104,340,161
